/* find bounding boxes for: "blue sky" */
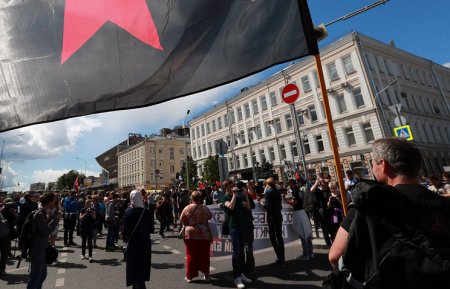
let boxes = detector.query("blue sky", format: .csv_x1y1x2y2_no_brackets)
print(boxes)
1,0,449,192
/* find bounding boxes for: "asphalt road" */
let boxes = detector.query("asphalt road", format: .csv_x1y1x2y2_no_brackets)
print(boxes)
1,225,331,289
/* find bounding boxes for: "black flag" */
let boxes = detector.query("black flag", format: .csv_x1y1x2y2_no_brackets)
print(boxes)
0,0,318,132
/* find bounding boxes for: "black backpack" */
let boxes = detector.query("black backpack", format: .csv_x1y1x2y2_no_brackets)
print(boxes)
18,210,37,257
324,180,450,289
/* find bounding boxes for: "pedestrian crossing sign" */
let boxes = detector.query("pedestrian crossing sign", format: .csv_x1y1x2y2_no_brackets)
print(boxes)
394,125,413,141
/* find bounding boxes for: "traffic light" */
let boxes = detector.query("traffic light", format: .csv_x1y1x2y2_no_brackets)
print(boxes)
314,23,328,42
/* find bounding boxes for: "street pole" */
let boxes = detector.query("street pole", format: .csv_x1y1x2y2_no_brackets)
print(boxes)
183,110,191,191
248,127,257,183
375,79,398,135
290,104,308,179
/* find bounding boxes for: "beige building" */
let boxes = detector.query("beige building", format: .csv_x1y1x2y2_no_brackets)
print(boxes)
189,32,450,182
118,133,191,190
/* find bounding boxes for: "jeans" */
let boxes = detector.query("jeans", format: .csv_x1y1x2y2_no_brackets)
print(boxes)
244,227,255,274
267,213,284,262
0,237,10,272
158,216,169,234
27,250,47,289
63,214,77,244
230,226,246,278
81,230,93,257
106,219,117,247
300,235,313,256
132,282,146,289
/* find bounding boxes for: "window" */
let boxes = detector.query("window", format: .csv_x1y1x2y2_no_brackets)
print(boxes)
237,107,243,121
196,127,200,138
346,127,356,146
284,113,293,130
244,103,250,118
202,144,207,155
353,87,365,108
270,91,278,106
303,137,311,154
269,147,275,162
255,124,262,139
230,110,236,124
312,70,320,88
169,147,174,160
261,96,268,110
191,129,195,140
296,110,305,126
265,121,272,137
342,54,355,74
212,120,216,131
363,123,375,143
170,165,175,173
252,99,259,114
208,142,213,154
336,94,348,113
301,75,311,93
243,153,248,167
218,117,222,129
260,150,266,163
201,124,205,136
226,135,231,146
384,59,393,75
309,105,318,122
236,155,240,168
233,133,239,146
239,130,245,144
326,61,339,81
224,114,229,126
290,141,298,157
206,123,210,134
280,144,287,159
316,135,324,152
274,118,282,134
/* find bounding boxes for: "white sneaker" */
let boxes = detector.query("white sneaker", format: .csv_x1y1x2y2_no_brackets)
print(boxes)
234,277,245,289
240,273,252,284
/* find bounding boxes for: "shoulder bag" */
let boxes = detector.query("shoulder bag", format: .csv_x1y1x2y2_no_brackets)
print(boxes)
178,204,200,238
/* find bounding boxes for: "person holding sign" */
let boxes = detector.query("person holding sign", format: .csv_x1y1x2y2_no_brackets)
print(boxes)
221,181,253,289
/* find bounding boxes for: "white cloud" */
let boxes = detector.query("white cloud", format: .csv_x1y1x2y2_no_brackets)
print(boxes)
443,62,450,68
31,169,71,184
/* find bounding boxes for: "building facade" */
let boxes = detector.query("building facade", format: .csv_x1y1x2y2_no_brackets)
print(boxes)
189,32,450,183
117,133,191,190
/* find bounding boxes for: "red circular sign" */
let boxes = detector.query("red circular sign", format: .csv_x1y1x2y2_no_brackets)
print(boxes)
281,83,300,104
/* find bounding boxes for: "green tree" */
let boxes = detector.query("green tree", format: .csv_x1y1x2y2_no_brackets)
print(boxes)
259,161,275,179
203,155,220,186
180,156,198,190
56,170,83,190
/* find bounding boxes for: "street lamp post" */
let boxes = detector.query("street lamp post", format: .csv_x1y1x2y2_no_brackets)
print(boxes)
374,79,398,137
247,127,257,183
183,110,191,190
76,157,88,175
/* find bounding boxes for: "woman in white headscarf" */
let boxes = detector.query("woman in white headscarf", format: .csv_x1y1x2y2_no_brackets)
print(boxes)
122,190,152,289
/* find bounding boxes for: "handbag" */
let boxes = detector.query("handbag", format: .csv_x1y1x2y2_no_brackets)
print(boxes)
123,208,145,261
179,204,200,238
45,244,58,264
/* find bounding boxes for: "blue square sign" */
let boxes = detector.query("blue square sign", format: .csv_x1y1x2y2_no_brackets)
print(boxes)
394,125,413,141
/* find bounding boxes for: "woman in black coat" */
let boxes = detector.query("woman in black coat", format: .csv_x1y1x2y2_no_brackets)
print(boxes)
122,190,152,289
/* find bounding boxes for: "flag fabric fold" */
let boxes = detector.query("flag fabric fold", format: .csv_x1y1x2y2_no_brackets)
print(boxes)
0,0,318,132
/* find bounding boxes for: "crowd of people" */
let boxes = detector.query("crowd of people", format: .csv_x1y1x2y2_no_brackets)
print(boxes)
1,138,450,288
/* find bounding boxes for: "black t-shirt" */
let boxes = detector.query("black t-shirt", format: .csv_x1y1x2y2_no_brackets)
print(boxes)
291,186,304,211
341,184,450,232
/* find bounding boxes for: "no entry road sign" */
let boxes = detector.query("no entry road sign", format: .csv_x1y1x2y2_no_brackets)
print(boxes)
281,83,300,104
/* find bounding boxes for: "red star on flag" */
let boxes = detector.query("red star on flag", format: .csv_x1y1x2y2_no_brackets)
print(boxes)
61,0,163,64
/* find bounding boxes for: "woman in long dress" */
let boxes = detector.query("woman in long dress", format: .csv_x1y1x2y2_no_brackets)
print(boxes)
122,190,152,289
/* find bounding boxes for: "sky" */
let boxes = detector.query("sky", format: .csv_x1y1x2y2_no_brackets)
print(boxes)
1,0,449,192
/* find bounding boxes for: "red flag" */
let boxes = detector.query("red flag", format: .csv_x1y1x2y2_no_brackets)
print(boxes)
0,0,318,132
74,176,80,193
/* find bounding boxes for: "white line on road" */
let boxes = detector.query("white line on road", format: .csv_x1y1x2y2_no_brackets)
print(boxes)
59,258,67,263
162,245,171,250
170,250,181,255
6,266,27,273
210,266,216,271
61,253,67,257
55,278,65,287
57,268,66,274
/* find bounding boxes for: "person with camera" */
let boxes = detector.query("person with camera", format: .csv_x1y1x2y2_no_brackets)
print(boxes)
27,192,62,289
222,180,252,289
79,199,96,263
310,174,334,247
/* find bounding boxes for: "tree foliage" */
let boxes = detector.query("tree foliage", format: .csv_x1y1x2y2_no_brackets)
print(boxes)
180,156,197,190
56,170,83,190
203,155,220,185
259,161,275,179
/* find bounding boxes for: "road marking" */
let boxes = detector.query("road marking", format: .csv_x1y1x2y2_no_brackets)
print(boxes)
61,253,67,257
163,245,171,250
6,267,27,273
210,266,216,271
55,278,65,287
170,249,181,255
57,268,66,274
59,258,67,263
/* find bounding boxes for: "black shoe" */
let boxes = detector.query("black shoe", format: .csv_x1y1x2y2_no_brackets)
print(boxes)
270,260,285,267
69,242,77,246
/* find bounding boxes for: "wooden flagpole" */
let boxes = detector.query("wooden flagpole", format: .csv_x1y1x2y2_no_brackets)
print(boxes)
314,54,349,215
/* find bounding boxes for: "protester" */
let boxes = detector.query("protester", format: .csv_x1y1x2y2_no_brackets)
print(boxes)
243,181,256,275
79,199,96,263
328,137,450,288
180,190,213,283
286,179,313,261
222,180,252,289
155,194,171,238
122,190,152,289
310,174,334,247
105,194,120,251
1,200,18,277
63,191,78,247
263,177,285,266
327,181,344,237
27,192,62,289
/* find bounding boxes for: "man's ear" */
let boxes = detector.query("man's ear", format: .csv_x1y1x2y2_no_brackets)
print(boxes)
381,159,396,177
